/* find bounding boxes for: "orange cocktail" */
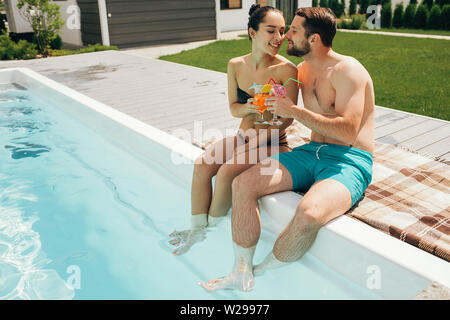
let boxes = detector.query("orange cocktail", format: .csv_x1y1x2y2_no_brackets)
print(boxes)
252,93,270,114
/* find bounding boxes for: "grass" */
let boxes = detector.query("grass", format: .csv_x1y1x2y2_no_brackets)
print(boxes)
360,27,450,37
49,44,118,57
160,31,450,121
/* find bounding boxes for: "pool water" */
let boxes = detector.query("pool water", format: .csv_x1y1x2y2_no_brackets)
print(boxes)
0,87,382,299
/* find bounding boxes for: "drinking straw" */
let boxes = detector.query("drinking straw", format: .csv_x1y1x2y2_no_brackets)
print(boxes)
283,78,302,87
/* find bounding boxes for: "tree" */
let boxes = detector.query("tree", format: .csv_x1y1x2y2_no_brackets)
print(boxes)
442,4,450,28
336,0,346,17
423,0,434,9
319,0,329,7
414,4,428,28
410,0,418,4
403,3,417,27
16,0,65,57
349,0,357,14
312,0,319,7
359,0,370,14
427,5,443,28
381,2,392,27
329,0,338,12
393,3,404,28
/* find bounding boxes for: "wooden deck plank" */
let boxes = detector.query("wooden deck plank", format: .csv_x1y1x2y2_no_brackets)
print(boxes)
417,136,450,157
376,119,446,145
374,111,410,129
375,116,427,139
400,125,450,151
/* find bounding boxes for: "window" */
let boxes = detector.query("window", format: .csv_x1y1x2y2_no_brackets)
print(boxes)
220,0,242,10
256,0,268,5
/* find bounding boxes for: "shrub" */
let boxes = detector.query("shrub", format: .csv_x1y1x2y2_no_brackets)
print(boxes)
414,4,429,28
0,31,38,60
340,14,365,29
409,0,418,4
50,35,62,50
442,4,450,29
349,0,357,14
381,2,393,28
436,0,449,7
33,34,62,50
403,3,417,27
393,3,404,28
350,13,366,28
312,0,319,6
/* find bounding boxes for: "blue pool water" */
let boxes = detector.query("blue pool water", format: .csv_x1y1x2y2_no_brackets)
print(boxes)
0,85,382,299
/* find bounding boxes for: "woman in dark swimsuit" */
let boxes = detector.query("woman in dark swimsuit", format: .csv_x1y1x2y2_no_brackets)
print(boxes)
169,4,298,255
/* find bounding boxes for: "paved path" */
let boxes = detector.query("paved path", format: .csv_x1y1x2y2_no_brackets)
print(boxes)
1,50,449,161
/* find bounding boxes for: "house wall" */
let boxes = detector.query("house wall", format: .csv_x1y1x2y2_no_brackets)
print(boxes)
103,0,216,48
54,0,83,47
217,0,312,33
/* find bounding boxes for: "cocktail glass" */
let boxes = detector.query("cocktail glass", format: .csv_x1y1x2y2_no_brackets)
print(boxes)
268,84,285,125
252,93,271,124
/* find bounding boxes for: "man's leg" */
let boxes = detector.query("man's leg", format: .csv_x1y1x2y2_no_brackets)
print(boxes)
199,157,293,292
269,179,351,266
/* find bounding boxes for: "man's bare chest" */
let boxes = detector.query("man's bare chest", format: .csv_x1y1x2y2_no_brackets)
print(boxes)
301,73,336,114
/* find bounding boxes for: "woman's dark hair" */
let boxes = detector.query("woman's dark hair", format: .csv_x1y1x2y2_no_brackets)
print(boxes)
248,4,283,41
295,7,336,47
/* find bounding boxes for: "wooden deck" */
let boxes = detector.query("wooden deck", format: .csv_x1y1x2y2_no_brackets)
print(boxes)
1,50,449,161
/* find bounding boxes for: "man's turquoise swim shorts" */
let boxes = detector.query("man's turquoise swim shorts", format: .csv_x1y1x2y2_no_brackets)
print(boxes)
271,141,373,207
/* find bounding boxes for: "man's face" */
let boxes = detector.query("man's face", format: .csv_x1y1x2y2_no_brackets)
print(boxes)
285,16,311,57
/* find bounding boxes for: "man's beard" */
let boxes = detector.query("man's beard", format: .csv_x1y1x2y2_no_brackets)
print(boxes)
287,39,311,57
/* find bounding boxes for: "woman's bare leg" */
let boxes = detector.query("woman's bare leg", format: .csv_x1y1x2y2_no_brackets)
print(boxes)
208,145,290,219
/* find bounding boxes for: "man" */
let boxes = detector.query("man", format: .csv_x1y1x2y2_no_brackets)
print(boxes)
199,7,375,292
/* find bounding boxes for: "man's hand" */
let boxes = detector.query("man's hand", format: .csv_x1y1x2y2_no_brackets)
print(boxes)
264,96,299,119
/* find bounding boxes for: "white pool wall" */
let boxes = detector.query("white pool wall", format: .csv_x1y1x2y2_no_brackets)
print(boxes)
1,67,449,299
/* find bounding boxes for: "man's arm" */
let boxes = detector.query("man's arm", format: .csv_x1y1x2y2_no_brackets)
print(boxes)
267,63,366,145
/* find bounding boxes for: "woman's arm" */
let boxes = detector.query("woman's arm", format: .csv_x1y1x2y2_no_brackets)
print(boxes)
227,58,257,118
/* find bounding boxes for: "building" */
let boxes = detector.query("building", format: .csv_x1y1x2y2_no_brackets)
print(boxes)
4,0,318,49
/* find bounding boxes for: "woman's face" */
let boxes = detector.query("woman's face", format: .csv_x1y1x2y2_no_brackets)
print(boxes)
250,11,285,56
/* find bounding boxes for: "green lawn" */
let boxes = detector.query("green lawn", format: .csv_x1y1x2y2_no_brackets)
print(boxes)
160,32,450,121
360,27,450,37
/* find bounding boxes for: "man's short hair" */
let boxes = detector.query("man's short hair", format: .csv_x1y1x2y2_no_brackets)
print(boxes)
295,7,337,47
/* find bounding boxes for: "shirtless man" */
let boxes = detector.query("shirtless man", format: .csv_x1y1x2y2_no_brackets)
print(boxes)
200,7,375,292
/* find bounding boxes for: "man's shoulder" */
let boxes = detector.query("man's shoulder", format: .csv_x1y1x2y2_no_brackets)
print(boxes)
333,55,369,82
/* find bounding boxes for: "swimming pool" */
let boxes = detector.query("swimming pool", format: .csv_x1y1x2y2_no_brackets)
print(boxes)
0,68,448,300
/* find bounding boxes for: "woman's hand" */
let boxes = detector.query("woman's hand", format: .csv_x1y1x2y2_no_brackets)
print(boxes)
246,98,260,115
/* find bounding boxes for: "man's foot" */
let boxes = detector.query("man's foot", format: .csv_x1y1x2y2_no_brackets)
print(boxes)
199,269,254,292
168,228,206,255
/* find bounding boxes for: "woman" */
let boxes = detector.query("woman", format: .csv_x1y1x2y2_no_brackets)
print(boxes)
169,4,298,255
